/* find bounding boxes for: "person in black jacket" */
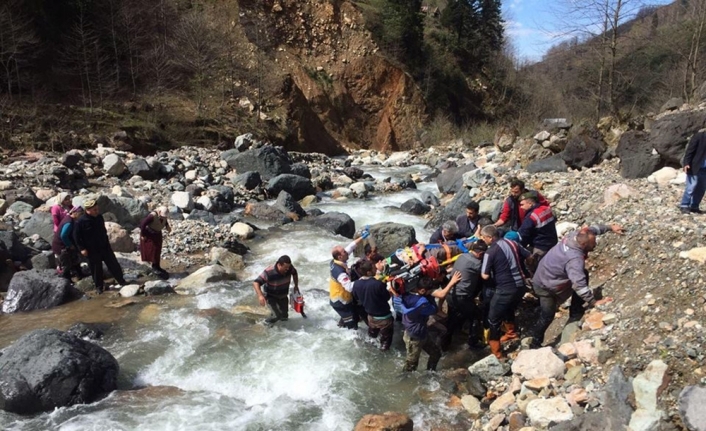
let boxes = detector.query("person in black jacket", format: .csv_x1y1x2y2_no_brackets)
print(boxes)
429,220,460,244
680,130,706,214
352,260,393,350
74,199,127,293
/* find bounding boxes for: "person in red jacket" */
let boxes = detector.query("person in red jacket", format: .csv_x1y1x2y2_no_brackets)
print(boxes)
494,178,549,232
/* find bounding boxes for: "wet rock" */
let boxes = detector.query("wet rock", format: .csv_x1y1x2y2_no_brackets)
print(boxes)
679,385,706,431
175,265,237,295
467,374,487,398
511,347,565,380
119,284,140,297
400,198,430,215
0,329,118,414
526,397,573,427
103,153,126,177
67,322,105,340
313,212,355,238
365,223,416,257
266,174,315,201
420,191,441,207
274,190,306,219
230,222,254,240
2,269,77,313
436,163,476,194
30,251,55,270
353,411,413,431
468,354,510,382
209,247,245,273
144,280,173,296
244,201,286,221
461,394,483,418
19,212,54,244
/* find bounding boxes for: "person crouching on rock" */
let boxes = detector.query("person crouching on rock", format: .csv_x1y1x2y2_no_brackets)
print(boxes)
253,255,299,325
52,206,84,281
139,206,171,279
73,199,127,294
329,229,370,329
393,272,461,372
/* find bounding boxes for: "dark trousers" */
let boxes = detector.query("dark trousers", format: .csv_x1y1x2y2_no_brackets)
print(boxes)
330,301,361,329
403,331,441,372
88,248,126,290
487,289,523,341
58,248,82,279
265,295,289,323
442,294,481,349
367,315,394,350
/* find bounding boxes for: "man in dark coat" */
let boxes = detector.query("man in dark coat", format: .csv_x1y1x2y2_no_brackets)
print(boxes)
680,130,706,214
74,199,127,293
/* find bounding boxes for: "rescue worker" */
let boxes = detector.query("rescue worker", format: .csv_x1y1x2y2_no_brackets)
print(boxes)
352,260,394,350
330,228,370,329
253,255,300,325
394,271,462,371
494,178,549,232
528,224,623,349
479,225,532,358
73,199,127,293
517,192,558,269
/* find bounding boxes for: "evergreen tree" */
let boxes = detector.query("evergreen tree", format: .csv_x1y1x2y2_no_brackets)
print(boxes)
381,0,424,68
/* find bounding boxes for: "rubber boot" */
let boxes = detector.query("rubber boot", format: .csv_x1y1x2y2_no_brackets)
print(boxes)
500,323,519,343
483,328,490,344
489,340,504,359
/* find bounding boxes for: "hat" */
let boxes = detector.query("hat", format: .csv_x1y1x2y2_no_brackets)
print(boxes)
520,191,538,201
69,206,84,214
504,231,520,243
83,199,97,209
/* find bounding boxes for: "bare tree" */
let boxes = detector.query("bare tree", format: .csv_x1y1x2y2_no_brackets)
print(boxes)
0,0,38,99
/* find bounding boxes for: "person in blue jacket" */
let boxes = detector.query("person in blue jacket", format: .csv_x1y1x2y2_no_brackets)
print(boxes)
393,271,461,372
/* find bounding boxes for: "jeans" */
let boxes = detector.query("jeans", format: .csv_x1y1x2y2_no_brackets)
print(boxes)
487,289,523,341
403,331,441,371
265,295,289,324
680,167,706,209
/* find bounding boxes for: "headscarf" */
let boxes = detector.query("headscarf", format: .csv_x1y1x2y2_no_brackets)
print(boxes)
69,206,84,215
156,206,168,217
56,192,71,207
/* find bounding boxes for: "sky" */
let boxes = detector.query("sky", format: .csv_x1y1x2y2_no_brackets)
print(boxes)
503,0,675,63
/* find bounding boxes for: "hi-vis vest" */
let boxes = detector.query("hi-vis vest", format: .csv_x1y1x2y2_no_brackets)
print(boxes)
329,260,353,304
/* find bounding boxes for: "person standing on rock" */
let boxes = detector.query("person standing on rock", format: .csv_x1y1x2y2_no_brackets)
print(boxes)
494,178,549,232
527,223,624,349
329,228,370,329
441,240,488,351
352,260,394,350
479,225,532,359
73,199,127,293
456,201,481,239
51,192,72,233
139,206,171,279
680,130,706,214
253,255,299,325
429,220,460,244
394,272,462,371
517,192,558,270
52,206,84,280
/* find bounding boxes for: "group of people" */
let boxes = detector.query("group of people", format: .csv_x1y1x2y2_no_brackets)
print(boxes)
50,194,172,293
252,178,623,372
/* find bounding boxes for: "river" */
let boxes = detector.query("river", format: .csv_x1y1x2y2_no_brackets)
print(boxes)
0,164,475,431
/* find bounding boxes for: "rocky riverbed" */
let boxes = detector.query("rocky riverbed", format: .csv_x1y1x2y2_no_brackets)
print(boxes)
0,125,705,430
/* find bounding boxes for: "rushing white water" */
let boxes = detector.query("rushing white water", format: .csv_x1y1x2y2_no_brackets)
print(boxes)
0,165,470,431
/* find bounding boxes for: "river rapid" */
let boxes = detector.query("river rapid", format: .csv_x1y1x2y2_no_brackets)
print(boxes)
0,165,473,431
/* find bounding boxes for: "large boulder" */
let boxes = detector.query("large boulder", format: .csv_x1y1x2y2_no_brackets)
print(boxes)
127,158,157,180
311,212,356,238
354,411,413,431
362,223,416,257
425,188,474,231
175,265,238,295
290,162,312,179
7,187,43,209
234,171,262,190
266,174,315,201
511,347,565,380
2,269,77,313
526,154,568,173
467,354,510,382
561,134,606,169
526,397,574,427
616,130,662,178
209,247,245,273
102,153,126,177
650,110,706,166
0,329,118,414
105,222,135,253
0,231,32,262
79,195,149,230
400,198,431,215
244,202,286,222
435,163,476,194
274,191,306,219
221,145,292,180
20,211,55,243
679,386,706,431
